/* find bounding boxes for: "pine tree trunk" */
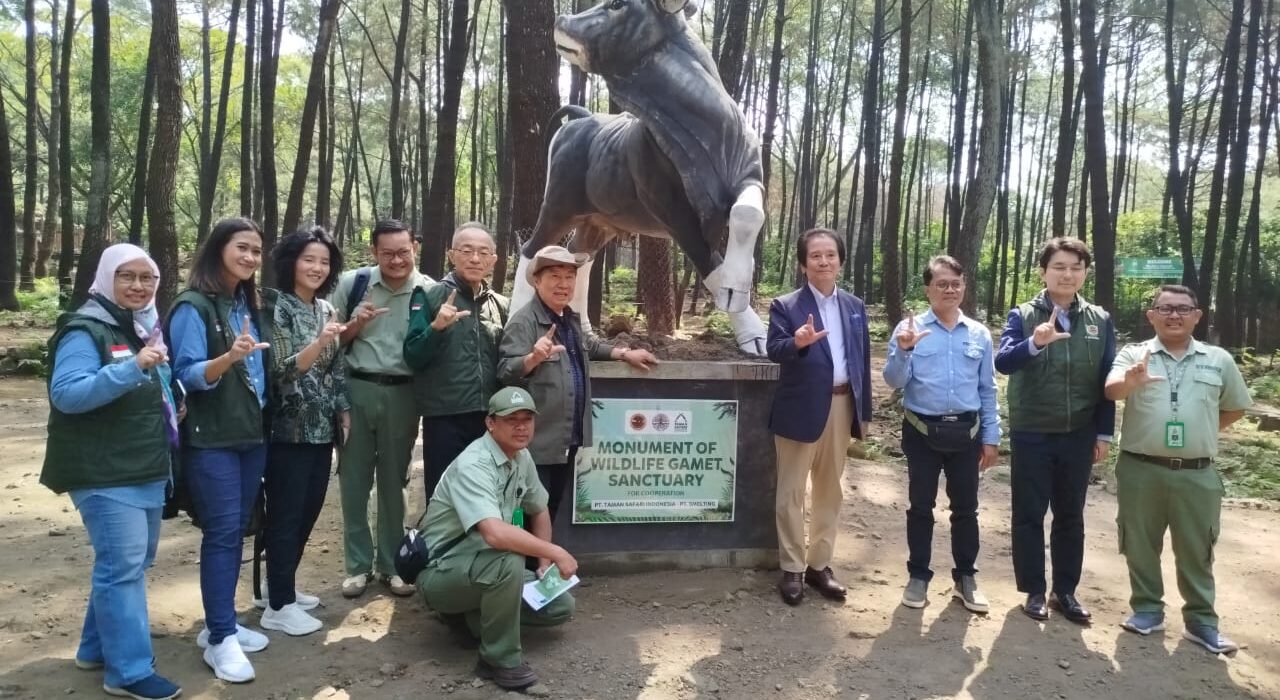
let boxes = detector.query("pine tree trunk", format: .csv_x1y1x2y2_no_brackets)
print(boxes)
258,0,282,270
56,0,75,288
421,0,472,276
388,0,412,219
500,0,557,263
1078,0,1114,309
70,0,112,309
281,0,342,236
197,0,241,243
127,44,156,245
35,0,60,279
148,0,182,313
881,0,911,322
0,94,18,310
20,0,38,291
240,0,256,216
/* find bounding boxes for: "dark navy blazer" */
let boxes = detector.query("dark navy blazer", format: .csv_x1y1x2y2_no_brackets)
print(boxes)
766,285,872,443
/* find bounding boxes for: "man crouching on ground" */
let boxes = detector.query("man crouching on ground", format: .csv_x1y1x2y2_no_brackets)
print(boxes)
416,386,577,691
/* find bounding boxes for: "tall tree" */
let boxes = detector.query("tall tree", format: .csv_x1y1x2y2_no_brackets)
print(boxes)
197,0,242,243
258,0,282,265
1077,0,1114,309
126,43,156,245
422,0,473,276
1164,0,1198,290
1050,0,1077,236
388,0,412,219
20,0,38,291
0,92,17,310
35,0,61,278
281,0,343,236
855,0,886,299
55,0,76,286
881,0,911,322
148,0,182,313
717,0,752,101
952,0,1005,313
71,0,112,309
240,0,257,215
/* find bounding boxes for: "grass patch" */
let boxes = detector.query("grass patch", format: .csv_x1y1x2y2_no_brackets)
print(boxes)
1217,426,1280,500
1,278,63,326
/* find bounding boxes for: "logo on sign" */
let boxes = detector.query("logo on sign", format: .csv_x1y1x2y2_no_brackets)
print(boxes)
628,413,647,431
652,413,670,431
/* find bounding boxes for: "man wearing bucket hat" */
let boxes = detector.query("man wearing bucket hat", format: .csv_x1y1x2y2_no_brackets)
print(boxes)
415,386,578,691
498,245,659,523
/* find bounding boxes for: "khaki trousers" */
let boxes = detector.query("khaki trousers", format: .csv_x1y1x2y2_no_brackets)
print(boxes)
774,394,852,573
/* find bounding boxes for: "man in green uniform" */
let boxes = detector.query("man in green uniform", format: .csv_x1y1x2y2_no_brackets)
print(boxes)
1105,284,1251,654
331,219,433,598
417,386,578,691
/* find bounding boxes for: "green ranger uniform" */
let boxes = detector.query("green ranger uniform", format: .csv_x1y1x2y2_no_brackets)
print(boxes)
417,430,574,669
330,266,432,578
1109,338,1251,627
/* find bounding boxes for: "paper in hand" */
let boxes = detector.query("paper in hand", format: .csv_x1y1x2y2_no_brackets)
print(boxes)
522,564,580,611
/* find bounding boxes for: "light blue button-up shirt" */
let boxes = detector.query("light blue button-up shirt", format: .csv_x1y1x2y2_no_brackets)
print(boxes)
883,309,1001,445
170,294,267,407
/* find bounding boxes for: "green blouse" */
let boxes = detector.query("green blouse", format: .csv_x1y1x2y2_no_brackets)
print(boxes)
269,292,351,444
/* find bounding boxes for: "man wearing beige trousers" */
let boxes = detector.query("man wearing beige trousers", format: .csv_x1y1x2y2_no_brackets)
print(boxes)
766,227,873,606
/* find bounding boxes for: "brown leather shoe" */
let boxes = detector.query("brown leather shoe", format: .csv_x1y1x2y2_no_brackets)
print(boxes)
475,658,538,690
804,566,848,600
778,571,804,606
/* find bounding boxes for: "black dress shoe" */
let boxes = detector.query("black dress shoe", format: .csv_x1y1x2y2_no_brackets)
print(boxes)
779,571,804,606
1022,593,1049,621
1050,592,1092,624
804,566,848,601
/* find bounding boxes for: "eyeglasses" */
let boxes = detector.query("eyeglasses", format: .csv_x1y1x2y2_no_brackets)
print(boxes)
115,271,159,287
450,247,495,259
376,249,415,263
930,280,964,291
1153,304,1197,316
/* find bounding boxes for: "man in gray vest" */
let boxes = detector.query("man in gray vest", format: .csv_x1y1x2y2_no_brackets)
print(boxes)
995,237,1115,624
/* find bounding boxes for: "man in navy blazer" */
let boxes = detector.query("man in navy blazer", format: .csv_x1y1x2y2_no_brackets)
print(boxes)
767,227,872,606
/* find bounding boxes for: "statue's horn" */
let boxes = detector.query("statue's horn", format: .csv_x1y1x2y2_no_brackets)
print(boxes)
657,0,689,15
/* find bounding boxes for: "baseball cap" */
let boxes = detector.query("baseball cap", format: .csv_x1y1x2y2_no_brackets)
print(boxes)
488,386,539,416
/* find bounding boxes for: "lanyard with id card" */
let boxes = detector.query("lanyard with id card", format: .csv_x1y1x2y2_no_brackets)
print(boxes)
1157,353,1188,449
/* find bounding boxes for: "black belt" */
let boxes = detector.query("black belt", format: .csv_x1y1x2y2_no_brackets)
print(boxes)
350,370,413,386
832,384,851,395
1124,451,1212,470
909,410,977,423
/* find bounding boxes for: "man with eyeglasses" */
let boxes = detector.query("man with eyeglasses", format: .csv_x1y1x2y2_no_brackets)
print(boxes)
1104,284,1250,654
996,237,1116,625
405,222,510,501
330,219,434,598
884,255,1000,614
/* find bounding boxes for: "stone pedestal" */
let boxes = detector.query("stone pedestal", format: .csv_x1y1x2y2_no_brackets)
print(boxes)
551,360,780,573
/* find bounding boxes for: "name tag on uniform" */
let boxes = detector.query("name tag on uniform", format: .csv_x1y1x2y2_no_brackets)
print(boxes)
1165,421,1185,449
110,345,134,360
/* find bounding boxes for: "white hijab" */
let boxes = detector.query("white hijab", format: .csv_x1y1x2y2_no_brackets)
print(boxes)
84,243,165,352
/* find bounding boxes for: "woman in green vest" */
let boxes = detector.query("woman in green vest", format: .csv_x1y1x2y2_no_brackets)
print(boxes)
42,244,182,700
167,218,273,684
257,227,350,637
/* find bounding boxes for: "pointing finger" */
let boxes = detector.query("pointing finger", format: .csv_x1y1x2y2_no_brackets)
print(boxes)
446,288,457,306
907,315,915,331
812,329,829,342
805,314,815,329
253,342,271,351
242,315,252,335
373,307,391,317
454,310,472,320
544,326,558,341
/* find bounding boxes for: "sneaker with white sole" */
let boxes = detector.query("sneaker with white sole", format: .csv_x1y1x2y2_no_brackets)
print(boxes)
103,672,181,700
202,635,255,683
196,624,269,653
252,584,320,611
901,578,928,609
342,573,370,599
952,575,990,614
1120,611,1166,636
384,574,415,597
1183,623,1240,654
260,603,323,636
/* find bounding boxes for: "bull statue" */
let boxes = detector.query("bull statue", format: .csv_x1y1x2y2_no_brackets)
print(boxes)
509,0,768,355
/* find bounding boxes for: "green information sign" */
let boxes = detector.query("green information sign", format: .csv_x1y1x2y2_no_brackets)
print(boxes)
573,398,738,524
1118,257,1193,278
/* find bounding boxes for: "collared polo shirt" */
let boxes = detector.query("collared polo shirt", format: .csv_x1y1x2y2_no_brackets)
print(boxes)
1108,337,1251,459
883,309,1001,445
332,266,432,376
420,432,549,562
807,283,848,386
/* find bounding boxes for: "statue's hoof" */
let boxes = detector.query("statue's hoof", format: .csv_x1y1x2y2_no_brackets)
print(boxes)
738,336,766,356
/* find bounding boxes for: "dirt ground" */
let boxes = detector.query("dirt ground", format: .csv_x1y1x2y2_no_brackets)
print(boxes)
2,358,1280,700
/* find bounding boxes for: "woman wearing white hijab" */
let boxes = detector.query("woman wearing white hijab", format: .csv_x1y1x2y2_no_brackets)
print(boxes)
40,244,182,700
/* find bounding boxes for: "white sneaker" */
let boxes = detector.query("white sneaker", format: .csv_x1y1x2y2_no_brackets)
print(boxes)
252,583,320,611
260,603,323,636
341,573,370,599
385,574,415,597
196,624,269,653
202,635,255,683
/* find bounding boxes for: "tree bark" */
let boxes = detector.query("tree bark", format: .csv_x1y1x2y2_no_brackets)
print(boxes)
1049,0,1077,237
881,0,911,322
421,0,472,277
1077,0,1114,309
258,0,282,270
388,0,412,219
148,0,182,313
240,0,256,215
856,0,886,300
0,92,17,310
638,235,675,336
56,0,76,287
20,0,38,291
952,0,1004,314
281,0,342,236
71,0,112,309
716,0,752,101
35,0,61,279
126,42,156,246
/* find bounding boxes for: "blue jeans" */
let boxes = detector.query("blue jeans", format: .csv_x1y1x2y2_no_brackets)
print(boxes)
75,491,163,688
185,444,267,644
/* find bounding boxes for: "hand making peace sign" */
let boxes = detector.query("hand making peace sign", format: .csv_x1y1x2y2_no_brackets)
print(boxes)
1032,307,1072,349
794,314,829,349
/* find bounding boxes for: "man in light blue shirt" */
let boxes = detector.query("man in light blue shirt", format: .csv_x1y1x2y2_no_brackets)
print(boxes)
883,255,999,614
